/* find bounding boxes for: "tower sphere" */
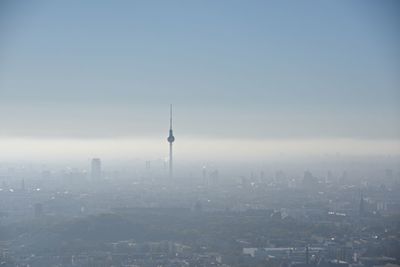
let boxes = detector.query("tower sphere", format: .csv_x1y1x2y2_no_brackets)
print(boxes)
168,135,175,143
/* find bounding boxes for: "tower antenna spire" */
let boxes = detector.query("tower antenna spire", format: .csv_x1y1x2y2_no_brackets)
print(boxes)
170,104,173,130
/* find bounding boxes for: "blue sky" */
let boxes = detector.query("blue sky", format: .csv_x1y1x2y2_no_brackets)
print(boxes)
0,0,399,146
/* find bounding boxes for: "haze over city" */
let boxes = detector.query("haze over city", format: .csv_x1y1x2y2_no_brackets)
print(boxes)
0,1,399,267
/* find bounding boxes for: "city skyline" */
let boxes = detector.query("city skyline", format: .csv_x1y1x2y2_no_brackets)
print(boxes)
0,2,399,266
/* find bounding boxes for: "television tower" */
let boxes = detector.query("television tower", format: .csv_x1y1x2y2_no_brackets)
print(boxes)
167,104,175,179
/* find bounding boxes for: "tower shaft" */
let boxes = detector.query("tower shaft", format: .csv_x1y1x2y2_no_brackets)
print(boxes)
169,142,173,179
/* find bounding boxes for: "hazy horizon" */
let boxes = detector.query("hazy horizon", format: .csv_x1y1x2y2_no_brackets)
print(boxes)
1,2,400,266
1,0,399,161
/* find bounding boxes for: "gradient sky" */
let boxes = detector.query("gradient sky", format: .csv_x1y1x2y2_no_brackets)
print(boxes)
0,0,399,160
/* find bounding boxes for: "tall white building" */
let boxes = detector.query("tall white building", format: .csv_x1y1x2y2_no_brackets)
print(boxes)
91,158,102,180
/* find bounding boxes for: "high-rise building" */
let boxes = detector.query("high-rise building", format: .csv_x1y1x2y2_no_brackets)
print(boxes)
167,105,175,179
359,191,365,216
202,166,207,185
91,158,102,180
21,178,25,192
146,161,151,170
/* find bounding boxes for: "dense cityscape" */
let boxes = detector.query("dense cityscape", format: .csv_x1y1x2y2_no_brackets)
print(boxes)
1,1,399,266
0,155,399,266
